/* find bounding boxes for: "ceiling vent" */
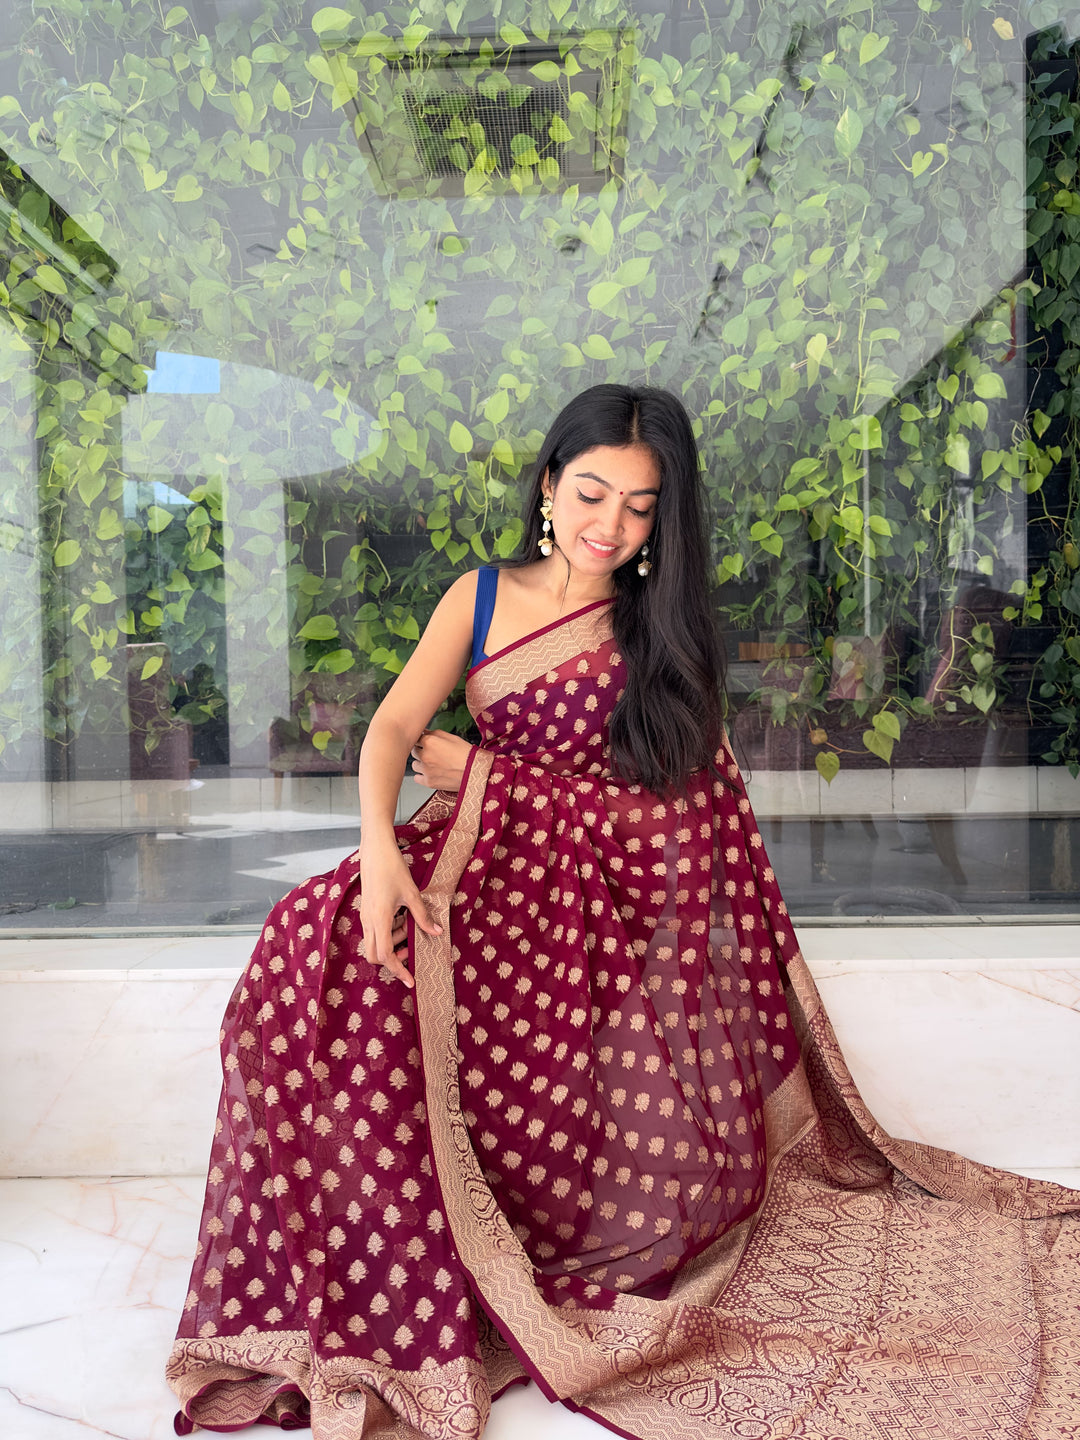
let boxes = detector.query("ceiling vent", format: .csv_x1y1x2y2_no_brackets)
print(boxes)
336,32,630,197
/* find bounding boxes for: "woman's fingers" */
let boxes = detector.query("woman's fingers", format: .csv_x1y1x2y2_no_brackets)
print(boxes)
361,890,440,991
371,910,414,989
404,886,443,938
410,729,469,791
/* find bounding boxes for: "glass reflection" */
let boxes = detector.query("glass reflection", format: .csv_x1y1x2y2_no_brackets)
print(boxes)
0,3,1076,925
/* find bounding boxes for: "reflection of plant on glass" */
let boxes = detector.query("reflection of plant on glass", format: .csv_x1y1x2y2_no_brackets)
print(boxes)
0,2,1077,779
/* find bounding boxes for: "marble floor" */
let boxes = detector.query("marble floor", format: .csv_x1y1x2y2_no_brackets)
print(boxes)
3,1167,1078,1440
0,1174,612,1440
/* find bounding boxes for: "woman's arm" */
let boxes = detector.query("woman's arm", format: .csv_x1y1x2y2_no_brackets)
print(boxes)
356,570,477,987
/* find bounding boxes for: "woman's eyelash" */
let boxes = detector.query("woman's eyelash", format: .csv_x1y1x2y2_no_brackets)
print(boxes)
576,489,652,518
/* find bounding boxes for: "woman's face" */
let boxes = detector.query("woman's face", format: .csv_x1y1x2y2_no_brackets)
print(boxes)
543,444,660,580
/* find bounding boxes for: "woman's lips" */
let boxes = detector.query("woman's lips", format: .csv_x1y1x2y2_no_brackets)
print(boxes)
582,537,619,556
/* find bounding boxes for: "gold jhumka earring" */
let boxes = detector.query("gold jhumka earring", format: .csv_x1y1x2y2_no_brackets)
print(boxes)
539,497,554,556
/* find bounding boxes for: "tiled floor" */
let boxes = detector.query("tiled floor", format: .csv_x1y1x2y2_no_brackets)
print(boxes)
3,1167,1078,1440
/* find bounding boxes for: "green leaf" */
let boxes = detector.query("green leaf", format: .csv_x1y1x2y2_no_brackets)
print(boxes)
500,22,528,44
944,433,971,473
834,107,864,158
859,32,889,64
615,257,651,286
34,264,68,296
96,509,124,542
311,7,355,35
316,649,355,674
298,614,339,641
852,414,882,450
90,658,110,681
723,313,749,347
449,420,473,453
815,751,840,784
742,262,773,287
140,655,164,681
862,727,894,763
484,388,510,423
164,6,188,28
973,372,1007,400
971,681,996,714
588,211,614,256
806,333,828,364
872,710,901,740
146,505,173,534
54,540,81,567
173,173,203,203
582,334,615,360
587,280,622,310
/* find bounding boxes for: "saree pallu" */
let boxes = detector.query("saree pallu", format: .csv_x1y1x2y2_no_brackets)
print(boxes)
169,601,1080,1439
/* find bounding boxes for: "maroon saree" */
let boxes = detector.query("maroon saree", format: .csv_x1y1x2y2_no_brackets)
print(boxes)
169,601,1080,1438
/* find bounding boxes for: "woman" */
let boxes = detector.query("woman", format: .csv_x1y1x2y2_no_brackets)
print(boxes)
169,385,1079,1438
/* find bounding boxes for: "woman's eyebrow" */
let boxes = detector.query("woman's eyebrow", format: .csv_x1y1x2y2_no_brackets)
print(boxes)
573,469,660,495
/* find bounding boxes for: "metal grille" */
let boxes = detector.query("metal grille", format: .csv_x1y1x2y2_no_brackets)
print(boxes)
399,67,569,179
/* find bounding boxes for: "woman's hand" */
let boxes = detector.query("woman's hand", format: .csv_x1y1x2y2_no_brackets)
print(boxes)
410,729,473,792
358,840,442,990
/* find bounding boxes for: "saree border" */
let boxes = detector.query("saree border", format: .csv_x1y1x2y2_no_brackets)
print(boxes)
167,1329,492,1438
411,740,622,1400
466,600,614,715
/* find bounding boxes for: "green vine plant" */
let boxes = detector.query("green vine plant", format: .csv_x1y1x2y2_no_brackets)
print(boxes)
0,0,1077,783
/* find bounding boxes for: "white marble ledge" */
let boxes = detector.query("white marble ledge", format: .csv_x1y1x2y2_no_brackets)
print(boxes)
800,923,1080,972
0,933,256,973
1,923,1076,975
741,763,1080,818
3,930,1080,1178
0,1176,608,1440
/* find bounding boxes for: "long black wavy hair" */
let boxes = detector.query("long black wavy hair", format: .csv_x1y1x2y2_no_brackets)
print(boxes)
510,383,727,794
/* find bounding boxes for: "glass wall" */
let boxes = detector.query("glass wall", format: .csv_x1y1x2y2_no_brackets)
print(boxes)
1,0,1078,928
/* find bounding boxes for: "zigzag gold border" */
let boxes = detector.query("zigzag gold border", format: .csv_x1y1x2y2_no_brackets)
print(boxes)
466,601,614,716
412,743,623,1401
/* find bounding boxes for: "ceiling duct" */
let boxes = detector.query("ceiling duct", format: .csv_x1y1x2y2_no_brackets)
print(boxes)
337,33,630,197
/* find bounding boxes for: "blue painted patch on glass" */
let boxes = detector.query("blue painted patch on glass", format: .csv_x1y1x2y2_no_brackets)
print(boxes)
146,352,221,394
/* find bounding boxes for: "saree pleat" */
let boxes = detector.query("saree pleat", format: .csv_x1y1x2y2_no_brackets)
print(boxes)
169,601,1080,1439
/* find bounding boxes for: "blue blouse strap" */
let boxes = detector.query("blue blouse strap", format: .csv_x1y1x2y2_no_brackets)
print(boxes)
470,565,498,670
